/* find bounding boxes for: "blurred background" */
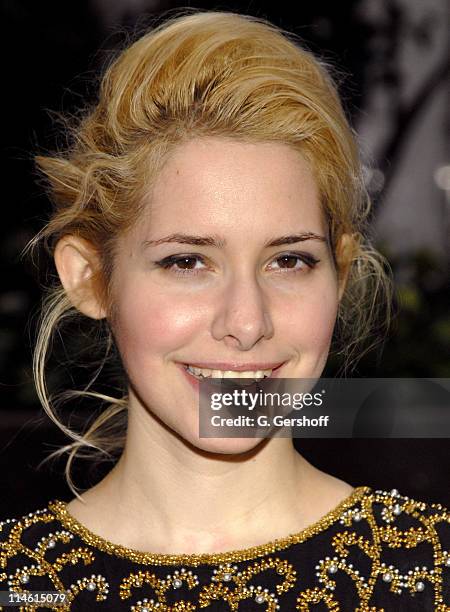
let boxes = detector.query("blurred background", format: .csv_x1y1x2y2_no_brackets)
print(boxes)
1,0,449,517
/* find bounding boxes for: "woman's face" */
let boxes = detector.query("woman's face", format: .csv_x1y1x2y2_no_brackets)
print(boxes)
109,137,342,452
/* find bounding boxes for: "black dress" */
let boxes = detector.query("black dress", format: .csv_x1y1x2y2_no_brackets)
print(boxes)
0,486,449,610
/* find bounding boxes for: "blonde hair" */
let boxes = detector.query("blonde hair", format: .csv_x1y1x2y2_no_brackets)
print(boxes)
28,9,392,497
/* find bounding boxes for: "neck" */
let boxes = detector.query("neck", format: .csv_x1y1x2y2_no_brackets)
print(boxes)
68,397,354,554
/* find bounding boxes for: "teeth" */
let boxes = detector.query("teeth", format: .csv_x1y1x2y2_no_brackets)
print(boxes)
186,366,273,380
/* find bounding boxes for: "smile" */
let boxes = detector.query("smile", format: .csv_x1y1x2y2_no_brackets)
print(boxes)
185,365,272,380
183,362,285,381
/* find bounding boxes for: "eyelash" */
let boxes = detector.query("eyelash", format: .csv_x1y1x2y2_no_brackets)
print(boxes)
153,252,320,276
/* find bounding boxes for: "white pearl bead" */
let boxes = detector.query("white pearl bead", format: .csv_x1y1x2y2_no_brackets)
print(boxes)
415,581,425,592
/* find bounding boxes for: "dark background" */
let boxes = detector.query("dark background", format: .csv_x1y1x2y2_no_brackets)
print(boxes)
1,0,449,518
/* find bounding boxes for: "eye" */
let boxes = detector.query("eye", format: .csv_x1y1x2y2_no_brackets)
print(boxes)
268,252,320,273
154,254,208,275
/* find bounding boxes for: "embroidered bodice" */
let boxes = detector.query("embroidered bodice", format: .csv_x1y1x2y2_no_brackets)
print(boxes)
1,487,449,610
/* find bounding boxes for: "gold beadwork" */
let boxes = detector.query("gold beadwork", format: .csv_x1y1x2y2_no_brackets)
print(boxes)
0,487,448,610
47,487,370,566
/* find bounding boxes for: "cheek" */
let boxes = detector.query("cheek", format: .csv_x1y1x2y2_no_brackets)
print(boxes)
307,301,338,351
277,281,339,350
111,283,205,363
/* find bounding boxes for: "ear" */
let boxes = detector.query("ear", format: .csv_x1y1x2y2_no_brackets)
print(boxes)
335,233,357,302
54,235,106,319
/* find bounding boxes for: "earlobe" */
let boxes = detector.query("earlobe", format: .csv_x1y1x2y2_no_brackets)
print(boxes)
54,235,106,320
336,233,358,302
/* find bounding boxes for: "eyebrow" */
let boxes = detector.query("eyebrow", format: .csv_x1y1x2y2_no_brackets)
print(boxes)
141,232,327,249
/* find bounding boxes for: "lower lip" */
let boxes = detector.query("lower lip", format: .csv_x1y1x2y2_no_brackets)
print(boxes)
178,363,286,390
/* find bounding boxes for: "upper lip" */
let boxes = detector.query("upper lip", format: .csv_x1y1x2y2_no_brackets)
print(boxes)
181,361,286,371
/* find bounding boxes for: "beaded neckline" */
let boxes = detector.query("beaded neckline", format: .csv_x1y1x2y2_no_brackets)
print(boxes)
47,486,371,567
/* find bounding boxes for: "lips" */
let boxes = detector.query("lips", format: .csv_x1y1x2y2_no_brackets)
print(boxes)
186,365,272,380
181,361,286,381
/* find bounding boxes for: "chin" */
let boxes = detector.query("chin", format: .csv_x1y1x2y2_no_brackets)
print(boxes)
183,432,266,456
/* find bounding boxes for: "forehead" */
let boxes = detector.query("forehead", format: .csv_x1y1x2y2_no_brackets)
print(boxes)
137,137,324,239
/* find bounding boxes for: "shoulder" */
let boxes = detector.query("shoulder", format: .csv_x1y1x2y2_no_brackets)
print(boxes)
0,500,113,609
340,487,450,603
0,504,57,551
360,487,449,527
0,502,68,580
0,501,63,538
358,486,450,517
0,503,59,602
301,487,450,609
348,487,450,551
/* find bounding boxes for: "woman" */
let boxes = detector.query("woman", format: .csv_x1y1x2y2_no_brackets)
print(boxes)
1,10,448,611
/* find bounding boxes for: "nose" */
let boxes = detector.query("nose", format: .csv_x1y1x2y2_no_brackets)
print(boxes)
211,274,274,350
